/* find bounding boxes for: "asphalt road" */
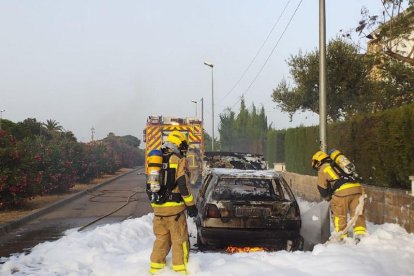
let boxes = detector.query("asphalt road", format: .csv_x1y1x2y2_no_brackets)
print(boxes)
0,168,153,258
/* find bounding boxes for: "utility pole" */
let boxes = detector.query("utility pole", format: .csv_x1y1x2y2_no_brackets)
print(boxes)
319,0,330,243
191,100,198,118
200,97,204,125
204,61,215,151
319,0,327,153
91,127,95,142
211,66,214,151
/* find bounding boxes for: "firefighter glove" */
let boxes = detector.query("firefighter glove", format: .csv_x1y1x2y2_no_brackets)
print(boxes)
187,205,198,218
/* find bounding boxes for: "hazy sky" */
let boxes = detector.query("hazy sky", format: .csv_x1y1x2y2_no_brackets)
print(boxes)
0,0,382,143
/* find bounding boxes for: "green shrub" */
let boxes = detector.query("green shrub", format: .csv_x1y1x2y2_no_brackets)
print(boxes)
0,120,144,209
0,131,41,208
265,129,285,165
283,104,414,189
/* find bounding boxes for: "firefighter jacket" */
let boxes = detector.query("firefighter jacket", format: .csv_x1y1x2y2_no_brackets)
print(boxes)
151,153,196,216
317,162,363,199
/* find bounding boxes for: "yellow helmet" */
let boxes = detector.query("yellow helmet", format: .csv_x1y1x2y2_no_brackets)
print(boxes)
311,150,329,169
166,131,188,149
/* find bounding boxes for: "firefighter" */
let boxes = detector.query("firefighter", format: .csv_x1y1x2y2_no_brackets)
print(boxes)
311,150,366,241
149,131,198,274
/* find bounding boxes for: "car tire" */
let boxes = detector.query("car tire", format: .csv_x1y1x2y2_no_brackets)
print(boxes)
288,235,304,251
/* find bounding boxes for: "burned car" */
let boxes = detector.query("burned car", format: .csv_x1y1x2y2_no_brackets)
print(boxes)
195,168,303,251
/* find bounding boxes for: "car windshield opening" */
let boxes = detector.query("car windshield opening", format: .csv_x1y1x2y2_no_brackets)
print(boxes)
213,178,278,201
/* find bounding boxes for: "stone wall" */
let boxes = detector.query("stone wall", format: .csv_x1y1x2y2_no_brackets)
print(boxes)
281,171,414,233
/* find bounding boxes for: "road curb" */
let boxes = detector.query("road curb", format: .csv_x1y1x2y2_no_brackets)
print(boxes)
0,168,142,235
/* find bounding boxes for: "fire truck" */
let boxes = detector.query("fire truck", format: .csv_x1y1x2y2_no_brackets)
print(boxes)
143,116,204,185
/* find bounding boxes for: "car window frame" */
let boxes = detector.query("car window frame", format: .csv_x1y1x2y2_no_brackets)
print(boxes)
204,174,218,200
271,177,287,201
198,173,214,199
277,176,295,201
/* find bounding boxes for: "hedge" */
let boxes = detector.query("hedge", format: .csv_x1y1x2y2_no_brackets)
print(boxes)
283,103,414,189
0,128,144,209
264,129,286,166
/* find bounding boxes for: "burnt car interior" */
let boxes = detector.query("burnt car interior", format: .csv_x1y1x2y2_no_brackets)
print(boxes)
213,178,279,201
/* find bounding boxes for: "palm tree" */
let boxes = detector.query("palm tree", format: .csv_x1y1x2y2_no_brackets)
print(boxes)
43,119,63,132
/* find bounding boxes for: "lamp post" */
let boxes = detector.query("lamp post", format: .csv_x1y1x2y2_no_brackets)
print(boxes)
200,97,204,124
203,61,214,151
0,109,5,131
319,0,329,244
319,0,327,153
191,100,198,118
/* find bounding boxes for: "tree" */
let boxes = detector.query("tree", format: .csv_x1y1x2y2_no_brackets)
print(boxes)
218,99,268,154
120,135,141,148
218,108,237,151
272,39,375,121
203,130,219,152
235,98,250,151
101,133,143,167
61,130,77,142
12,118,50,140
370,57,414,112
351,1,414,65
43,119,63,132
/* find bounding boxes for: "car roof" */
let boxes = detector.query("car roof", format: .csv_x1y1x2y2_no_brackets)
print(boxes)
208,168,281,179
203,152,268,170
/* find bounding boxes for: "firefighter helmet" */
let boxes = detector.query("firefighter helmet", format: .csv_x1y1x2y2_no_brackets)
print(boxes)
166,131,189,151
311,150,329,169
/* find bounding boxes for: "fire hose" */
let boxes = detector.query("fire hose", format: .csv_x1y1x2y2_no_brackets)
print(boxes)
328,193,367,243
77,190,141,232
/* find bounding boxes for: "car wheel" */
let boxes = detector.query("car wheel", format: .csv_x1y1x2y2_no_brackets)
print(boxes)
287,236,304,251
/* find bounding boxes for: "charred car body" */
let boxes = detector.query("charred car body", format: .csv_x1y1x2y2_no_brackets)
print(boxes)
195,168,303,251
203,152,268,171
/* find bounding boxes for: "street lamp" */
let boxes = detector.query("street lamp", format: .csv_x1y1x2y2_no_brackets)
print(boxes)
191,100,198,118
203,61,214,151
200,97,204,124
319,0,329,244
0,109,5,131
319,0,327,153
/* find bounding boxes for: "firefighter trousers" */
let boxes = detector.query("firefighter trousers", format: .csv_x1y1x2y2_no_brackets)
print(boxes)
331,193,366,238
150,212,190,274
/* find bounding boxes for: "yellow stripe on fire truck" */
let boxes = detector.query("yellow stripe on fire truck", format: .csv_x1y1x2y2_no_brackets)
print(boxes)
147,126,162,151
163,126,190,131
193,125,201,134
189,131,200,143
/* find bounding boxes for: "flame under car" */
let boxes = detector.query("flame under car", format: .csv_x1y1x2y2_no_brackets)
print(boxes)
195,168,303,251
